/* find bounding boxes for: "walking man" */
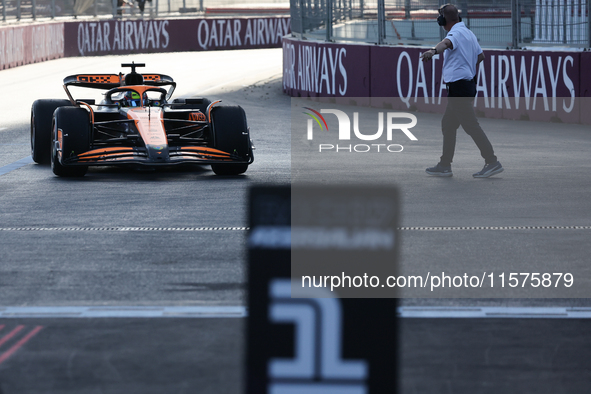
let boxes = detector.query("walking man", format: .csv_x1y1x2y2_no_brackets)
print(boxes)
421,3,503,178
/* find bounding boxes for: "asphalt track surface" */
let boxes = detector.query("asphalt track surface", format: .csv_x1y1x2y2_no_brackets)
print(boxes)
0,49,590,393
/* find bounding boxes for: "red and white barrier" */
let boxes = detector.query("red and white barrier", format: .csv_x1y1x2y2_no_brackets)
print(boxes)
0,17,290,70
64,17,290,56
0,23,64,70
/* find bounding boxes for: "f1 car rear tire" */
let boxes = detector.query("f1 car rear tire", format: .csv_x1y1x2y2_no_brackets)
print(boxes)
51,107,91,177
210,106,251,176
31,99,72,164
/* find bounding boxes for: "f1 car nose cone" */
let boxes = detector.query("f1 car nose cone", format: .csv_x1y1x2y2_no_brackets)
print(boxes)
147,144,170,162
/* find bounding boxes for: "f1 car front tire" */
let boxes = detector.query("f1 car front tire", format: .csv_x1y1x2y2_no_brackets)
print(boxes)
51,107,91,177
31,99,72,164
210,106,251,176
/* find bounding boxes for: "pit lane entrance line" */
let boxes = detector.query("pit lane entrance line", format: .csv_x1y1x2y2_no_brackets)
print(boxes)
0,156,33,177
0,326,24,347
0,326,43,366
2,306,591,319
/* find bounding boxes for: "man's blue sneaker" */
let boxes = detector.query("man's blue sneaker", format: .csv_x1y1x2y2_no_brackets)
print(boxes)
473,161,504,178
426,163,453,177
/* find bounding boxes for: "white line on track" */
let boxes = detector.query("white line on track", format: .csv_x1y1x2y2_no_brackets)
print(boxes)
399,226,591,231
0,306,247,319
0,226,590,232
397,306,591,319
0,226,249,232
0,156,33,177
1,306,591,319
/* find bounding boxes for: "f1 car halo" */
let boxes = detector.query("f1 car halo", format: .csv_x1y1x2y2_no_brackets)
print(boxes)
30,62,254,177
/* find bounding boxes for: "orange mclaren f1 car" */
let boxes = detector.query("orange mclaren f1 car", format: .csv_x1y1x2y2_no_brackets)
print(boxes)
30,62,253,177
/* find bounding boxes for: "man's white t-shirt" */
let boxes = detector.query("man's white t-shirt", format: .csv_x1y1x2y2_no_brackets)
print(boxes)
442,22,483,83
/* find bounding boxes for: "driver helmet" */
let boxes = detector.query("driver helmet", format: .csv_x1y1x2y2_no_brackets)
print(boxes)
122,91,142,107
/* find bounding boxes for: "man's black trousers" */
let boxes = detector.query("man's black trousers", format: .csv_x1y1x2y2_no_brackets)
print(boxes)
440,79,497,166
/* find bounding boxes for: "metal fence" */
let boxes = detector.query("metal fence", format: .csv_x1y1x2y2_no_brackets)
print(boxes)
0,0,289,21
290,0,591,48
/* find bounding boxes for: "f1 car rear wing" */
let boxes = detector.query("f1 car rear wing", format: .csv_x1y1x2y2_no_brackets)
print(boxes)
63,73,177,106
63,73,175,89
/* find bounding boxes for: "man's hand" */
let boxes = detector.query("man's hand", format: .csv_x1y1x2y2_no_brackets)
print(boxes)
420,50,436,62
477,52,485,65
421,39,453,62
